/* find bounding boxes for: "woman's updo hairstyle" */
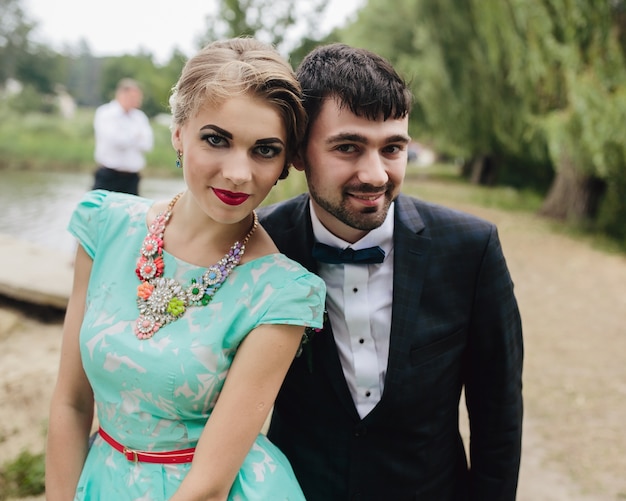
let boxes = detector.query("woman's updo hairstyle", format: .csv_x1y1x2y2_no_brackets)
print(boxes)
169,37,306,179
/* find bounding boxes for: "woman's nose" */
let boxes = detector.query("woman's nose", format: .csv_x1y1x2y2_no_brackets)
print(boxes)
222,152,253,185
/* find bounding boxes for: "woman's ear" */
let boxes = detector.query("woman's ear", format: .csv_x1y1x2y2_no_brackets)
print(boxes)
171,126,182,152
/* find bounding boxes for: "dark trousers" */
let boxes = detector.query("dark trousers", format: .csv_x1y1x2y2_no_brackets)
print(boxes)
93,166,140,195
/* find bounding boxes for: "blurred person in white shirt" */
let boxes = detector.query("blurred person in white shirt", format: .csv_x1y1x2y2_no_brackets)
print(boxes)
92,78,154,195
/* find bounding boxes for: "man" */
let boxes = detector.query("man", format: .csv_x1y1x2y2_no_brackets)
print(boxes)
92,78,154,195
259,43,523,500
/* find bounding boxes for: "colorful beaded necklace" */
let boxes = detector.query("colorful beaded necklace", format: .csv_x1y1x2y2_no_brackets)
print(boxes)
134,193,258,339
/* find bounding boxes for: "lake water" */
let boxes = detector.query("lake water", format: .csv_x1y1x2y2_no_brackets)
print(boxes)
0,170,186,255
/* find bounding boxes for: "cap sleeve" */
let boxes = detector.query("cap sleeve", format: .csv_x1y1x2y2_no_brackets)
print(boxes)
257,270,326,330
67,189,110,259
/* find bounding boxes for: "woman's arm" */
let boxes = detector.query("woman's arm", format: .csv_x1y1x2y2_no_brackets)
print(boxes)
170,322,305,501
45,245,95,500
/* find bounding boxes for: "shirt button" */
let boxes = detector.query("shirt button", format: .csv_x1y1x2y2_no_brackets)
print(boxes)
359,338,364,344
353,287,358,293
365,391,371,397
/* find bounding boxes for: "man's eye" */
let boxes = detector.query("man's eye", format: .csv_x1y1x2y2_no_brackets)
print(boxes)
337,144,356,153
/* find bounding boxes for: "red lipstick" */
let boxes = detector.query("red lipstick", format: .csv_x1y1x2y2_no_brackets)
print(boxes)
213,188,250,206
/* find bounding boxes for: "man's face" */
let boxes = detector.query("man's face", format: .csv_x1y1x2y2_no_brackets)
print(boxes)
298,98,410,243
119,87,143,111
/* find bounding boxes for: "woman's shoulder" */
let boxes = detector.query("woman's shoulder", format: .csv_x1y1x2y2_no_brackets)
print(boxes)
244,253,325,292
76,190,153,214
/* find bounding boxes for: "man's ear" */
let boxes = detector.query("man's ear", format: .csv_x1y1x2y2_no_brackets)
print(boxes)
292,152,305,172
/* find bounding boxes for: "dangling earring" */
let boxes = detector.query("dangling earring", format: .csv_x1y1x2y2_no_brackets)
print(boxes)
176,150,183,169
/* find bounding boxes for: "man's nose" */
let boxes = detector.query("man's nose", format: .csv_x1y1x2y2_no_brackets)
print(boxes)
356,151,389,186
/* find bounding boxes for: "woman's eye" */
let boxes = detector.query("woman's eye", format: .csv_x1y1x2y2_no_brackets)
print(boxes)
255,145,281,158
203,134,226,147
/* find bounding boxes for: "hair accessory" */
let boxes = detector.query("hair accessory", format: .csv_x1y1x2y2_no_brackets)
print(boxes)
175,150,183,169
134,193,258,339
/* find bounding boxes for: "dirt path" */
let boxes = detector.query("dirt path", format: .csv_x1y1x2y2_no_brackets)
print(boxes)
1,199,625,500
457,203,626,500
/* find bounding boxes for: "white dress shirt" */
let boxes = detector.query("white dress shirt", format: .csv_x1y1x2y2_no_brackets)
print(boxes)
310,201,395,418
93,100,154,173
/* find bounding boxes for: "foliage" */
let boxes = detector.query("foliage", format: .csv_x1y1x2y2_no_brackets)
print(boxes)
404,163,545,214
340,0,625,235
0,106,92,168
349,0,562,164
342,0,625,176
0,105,182,173
4,83,57,113
197,0,330,57
0,0,33,85
535,1,626,179
0,450,45,499
98,54,185,117
62,47,104,107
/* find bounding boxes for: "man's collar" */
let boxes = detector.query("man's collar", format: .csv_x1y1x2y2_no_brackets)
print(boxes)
309,199,394,256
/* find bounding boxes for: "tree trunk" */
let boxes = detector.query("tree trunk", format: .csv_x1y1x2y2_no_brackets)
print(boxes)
539,155,606,221
466,155,498,186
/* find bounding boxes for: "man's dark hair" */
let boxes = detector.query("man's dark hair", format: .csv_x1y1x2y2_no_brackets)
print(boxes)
296,43,413,133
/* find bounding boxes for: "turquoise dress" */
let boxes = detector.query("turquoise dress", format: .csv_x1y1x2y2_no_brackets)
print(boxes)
68,190,326,500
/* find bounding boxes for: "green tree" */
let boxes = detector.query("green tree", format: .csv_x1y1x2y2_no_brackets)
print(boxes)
0,0,34,86
197,0,330,57
63,40,103,107
99,54,174,117
15,44,63,95
535,0,626,223
344,0,555,188
342,0,626,232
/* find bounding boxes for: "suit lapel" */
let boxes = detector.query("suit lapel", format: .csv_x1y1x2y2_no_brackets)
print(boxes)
267,194,318,273
384,196,432,390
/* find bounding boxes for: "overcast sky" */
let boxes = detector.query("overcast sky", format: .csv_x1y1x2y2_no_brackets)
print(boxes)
23,0,363,63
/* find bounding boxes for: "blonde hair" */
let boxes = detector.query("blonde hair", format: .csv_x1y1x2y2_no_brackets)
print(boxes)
169,37,306,178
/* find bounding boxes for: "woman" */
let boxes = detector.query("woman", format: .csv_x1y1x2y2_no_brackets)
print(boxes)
45,37,326,500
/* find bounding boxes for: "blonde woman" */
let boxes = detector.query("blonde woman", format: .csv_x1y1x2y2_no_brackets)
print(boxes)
46,38,325,501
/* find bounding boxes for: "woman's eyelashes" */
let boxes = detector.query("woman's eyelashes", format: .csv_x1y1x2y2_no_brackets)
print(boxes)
200,134,283,160
254,143,283,159
201,133,228,148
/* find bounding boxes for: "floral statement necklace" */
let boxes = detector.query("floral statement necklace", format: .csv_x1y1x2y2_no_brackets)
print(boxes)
134,193,258,339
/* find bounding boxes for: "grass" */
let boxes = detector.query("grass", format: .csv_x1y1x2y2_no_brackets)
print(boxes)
0,106,176,174
404,162,545,213
0,451,45,499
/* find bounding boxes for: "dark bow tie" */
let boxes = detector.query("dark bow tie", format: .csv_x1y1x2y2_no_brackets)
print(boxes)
312,242,386,265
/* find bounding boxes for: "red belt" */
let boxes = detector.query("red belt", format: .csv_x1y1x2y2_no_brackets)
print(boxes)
98,427,195,464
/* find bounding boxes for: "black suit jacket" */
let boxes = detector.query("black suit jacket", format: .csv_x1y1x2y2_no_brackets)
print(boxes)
258,193,523,501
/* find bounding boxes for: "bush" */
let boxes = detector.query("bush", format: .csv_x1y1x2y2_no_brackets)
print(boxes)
0,450,46,499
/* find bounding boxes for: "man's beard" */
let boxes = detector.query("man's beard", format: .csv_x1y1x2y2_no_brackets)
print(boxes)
307,175,394,231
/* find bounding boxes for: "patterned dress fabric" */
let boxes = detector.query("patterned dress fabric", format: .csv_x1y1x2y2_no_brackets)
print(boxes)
69,190,326,500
